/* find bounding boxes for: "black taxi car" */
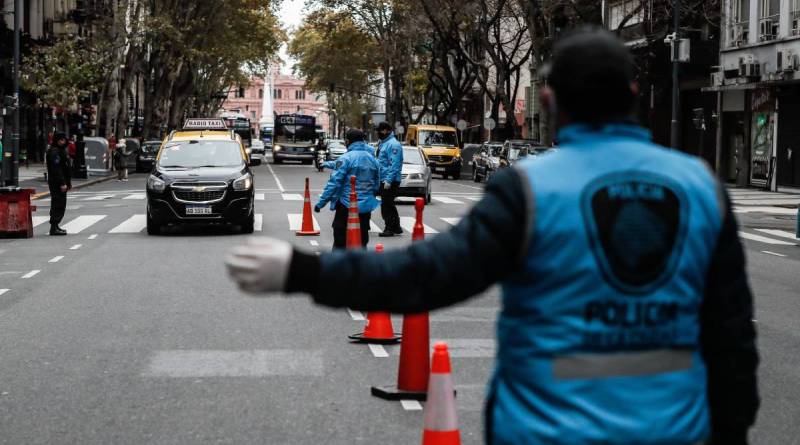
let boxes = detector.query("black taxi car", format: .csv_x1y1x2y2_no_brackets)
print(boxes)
145,118,259,235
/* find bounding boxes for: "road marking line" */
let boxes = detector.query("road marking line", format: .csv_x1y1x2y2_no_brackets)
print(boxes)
48,256,64,263
733,206,797,215
0,289,8,296
61,215,106,234
255,193,265,201
401,400,423,411
755,229,799,241
369,220,382,233
32,216,49,227
739,231,795,245
282,193,304,201
465,196,482,201
445,181,484,191
88,234,98,240
369,344,389,358
347,308,365,321
109,215,147,233
288,214,320,231
254,214,263,232
21,270,40,279
266,162,285,192
82,194,115,201
70,244,82,250
123,193,146,200
400,216,438,234
762,250,787,257
441,217,461,226
143,350,324,377
432,196,464,204
310,240,319,246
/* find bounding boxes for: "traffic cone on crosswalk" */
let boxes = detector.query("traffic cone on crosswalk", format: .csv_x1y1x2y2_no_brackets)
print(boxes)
349,244,401,344
346,175,363,249
422,342,461,445
372,199,431,401
296,177,320,236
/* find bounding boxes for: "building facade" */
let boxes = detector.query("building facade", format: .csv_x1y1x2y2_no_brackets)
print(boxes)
710,0,800,188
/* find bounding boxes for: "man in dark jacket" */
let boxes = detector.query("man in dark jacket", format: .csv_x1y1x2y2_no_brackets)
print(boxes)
45,132,72,235
226,28,758,444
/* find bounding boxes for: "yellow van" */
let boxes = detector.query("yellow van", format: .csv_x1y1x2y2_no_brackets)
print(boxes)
405,124,462,179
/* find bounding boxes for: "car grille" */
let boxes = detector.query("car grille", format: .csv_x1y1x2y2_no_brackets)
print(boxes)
171,182,227,203
428,155,453,163
173,190,225,202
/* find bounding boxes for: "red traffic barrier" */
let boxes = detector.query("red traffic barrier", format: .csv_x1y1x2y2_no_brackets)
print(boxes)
422,342,461,445
296,177,320,236
372,197,431,401
0,187,36,239
349,244,401,344
346,175,363,249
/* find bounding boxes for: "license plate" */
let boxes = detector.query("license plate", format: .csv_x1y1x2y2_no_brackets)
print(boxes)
435,167,446,172
186,206,212,215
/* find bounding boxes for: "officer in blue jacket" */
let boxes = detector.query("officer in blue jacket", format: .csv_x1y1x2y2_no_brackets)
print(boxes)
314,128,380,249
228,27,758,444
375,121,404,237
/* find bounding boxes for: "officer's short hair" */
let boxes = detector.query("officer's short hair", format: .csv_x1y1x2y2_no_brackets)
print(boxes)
345,128,365,143
376,121,392,132
545,26,637,124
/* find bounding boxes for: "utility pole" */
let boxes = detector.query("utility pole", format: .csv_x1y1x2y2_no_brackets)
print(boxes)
670,0,680,149
5,0,22,186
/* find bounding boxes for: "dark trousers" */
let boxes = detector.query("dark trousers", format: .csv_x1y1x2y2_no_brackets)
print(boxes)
380,181,401,232
332,202,371,250
48,185,67,227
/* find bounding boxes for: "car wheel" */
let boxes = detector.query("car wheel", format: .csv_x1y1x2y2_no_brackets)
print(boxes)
452,170,461,180
472,168,481,182
241,212,255,234
425,187,432,204
273,157,282,165
146,211,160,235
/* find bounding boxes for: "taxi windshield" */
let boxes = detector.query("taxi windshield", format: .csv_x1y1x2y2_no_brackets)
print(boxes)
158,140,243,168
419,130,457,147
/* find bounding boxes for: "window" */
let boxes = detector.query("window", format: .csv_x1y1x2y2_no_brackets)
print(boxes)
273,89,282,99
236,86,245,98
758,0,779,41
258,89,263,99
294,90,306,100
250,111,256,119
731,0,750,46
608,0,644,30
792,0,800,35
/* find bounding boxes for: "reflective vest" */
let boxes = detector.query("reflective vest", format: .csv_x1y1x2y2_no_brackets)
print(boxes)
490,123,722,444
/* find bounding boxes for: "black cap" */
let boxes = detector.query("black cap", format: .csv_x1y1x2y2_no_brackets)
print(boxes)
345,128,365,143
376,121,393,132
546,26,636,124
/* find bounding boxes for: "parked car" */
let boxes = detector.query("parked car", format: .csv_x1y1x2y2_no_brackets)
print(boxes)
326,139,347,161
248,140,266,163
399,146,432,204
500,140,555,166
136,140,161,173
471,142,504,182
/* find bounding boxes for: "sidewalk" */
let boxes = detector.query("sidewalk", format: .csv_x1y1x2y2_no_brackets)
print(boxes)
14,162,115,199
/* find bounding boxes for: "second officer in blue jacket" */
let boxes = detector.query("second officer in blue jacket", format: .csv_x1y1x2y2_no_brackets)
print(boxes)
375,121,404,237
314,128,381,249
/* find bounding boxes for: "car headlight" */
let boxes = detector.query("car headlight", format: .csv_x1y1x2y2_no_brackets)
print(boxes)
233,173,253,191
246,148,252,155
407,173,423,180
147,175,165,192
273,144,282,152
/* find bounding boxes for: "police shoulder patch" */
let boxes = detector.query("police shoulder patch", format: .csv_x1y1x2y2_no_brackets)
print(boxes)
335,160,343,170
580,172,688,295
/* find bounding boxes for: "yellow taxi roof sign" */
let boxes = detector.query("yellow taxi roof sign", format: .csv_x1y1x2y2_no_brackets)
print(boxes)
183,118,227,130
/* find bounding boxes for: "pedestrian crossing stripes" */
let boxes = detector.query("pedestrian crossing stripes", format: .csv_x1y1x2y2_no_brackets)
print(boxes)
738,231,795,246
400,216,438,234
432,196,464,204
282,193,304,201
82,194,115,201
123,193,146,200
109,215,147,233
755,229,798,241
287,214,320,231
254,214,263,232
441,217,461,226
33,216,49,227
255,193,265,201
61,215,106,234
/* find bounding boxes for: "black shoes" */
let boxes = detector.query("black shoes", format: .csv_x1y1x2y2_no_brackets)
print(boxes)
49,226,67,236
378,228,403,237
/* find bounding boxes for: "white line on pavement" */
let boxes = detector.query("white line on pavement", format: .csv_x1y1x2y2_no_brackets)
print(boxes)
0,289,8,296
432,196,464,204
88,234,98,240
465,196,482,201
70,244,82,250
441,217,461,226
282,193,304,201
61,215,106,234
400,216,438,234
123,193,146,200
254,214,263,232
739,231,795,245
288,214,320,231
347,309,365,321
755,229,799,241
266,162,285,192
109,215,147,233
369,220,382,233
368,344,389,358
255,193,265,201
32,216,49,227
81,194,115,201
48,256,64,263
310,240,319,246
762,250,787,257
21,270,40,279
401,400,423,411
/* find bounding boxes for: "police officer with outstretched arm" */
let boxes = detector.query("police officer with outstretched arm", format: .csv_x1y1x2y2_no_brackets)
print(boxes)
375,121,403,237
46,132,72,236
227,28,758,444
314,128,380,249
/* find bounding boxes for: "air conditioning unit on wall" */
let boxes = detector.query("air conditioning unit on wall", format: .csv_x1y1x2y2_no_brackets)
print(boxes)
778,50,799,72
739,56,761,78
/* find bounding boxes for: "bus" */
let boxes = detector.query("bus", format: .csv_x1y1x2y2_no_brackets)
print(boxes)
272,114,317,164
220,112,253,147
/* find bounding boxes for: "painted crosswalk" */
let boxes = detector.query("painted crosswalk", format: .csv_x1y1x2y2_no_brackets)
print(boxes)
400,216,438,234
739,231,795,246
61,215,106,234
432,196,464,204
754,229,798,241
109,215,147,233
287,214,321,231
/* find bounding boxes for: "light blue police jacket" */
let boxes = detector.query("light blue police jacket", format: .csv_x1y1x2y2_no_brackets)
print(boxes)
316,141,380,213
489,123,723,444
377,133,403,183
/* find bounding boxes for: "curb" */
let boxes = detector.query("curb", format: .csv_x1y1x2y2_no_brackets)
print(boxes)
31,175,116,200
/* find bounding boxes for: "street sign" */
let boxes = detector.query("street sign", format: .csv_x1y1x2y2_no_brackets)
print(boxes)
483,118,496,130
456,119,468,131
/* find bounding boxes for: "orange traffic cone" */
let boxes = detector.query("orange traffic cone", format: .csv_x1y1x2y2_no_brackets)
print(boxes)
296,177,320,236
346,175,363,249
349,244,401,344
422,342,461,445
372,198,431,401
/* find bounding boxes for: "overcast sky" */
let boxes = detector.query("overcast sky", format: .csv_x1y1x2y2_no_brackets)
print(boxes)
277,0,306,75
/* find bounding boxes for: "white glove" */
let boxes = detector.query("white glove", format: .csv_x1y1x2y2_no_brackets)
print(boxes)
225,237,293,295
383,181,392,189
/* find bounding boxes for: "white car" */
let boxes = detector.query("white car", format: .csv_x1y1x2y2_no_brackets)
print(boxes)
248,140,266,163
326,139,347,160
399,146,432,204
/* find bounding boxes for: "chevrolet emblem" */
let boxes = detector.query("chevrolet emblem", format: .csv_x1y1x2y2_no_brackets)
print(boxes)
193,186,206,192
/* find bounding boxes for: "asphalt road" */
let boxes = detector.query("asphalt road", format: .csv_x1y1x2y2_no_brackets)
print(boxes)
0,158,797,444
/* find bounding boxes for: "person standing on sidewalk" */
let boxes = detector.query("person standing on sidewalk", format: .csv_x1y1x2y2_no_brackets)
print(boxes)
227,27,759,444
45,132,72,236
113,140,129,182
375,121,403,237
314,128,380,249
